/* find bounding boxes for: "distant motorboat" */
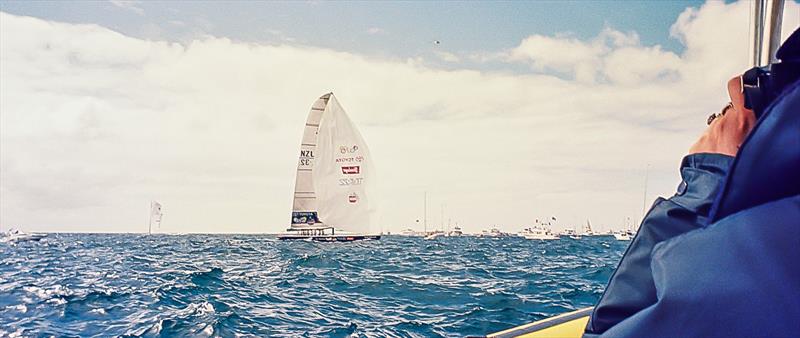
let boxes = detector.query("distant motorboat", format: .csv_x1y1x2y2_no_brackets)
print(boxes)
478,228,510,238
520,226,559,240
400,228,421,237
561,227,582,239
613,232,631,241
560,228,577,237
1,228,47,243
446,226,464,237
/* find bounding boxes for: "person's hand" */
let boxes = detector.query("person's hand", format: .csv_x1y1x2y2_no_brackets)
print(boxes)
689,76,757,156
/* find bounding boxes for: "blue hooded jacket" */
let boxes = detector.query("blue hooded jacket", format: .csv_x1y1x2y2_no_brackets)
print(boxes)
585,30,800,337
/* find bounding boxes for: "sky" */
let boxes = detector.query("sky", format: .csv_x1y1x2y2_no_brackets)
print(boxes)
1,1,798,234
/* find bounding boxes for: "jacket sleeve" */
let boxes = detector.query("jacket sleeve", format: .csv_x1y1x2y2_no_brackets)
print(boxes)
584,153,733,335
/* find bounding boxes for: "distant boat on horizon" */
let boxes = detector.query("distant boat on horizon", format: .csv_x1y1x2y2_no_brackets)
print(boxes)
278,93,380,242
581,219,595,236
520,225,559,240
424,231,443,240
446,225,464,237
400,228,422,237
148,201,163,235
478,227,511,238
613,232,631,241
1,228,47,243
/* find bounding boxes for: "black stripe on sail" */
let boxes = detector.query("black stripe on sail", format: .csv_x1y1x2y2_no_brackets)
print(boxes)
305,123,319,127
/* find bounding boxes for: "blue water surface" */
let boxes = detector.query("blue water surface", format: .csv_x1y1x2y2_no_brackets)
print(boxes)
0,234,626,337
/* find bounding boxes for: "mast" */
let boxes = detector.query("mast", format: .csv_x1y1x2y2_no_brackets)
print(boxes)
743,0,785,113
440,204,444,232
424,191,428,234
148,201,153,235
641,164,650,222
749,0,784,68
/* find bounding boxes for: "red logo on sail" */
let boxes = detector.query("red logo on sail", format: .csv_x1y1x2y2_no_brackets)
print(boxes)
348,193,359,203
341,166,361,174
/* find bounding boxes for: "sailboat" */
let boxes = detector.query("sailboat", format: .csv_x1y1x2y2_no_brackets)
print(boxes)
278,93,380,242
581,219,595,236
614,217,633,240
148,201,163,235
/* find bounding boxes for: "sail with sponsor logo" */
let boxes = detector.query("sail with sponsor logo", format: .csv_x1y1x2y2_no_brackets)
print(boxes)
279,93,380,242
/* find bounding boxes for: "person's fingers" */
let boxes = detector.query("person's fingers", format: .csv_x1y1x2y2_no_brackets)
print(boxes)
726,76,756,127
727,76,745,109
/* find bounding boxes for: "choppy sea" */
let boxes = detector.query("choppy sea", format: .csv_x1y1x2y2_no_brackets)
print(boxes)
0,234,627,337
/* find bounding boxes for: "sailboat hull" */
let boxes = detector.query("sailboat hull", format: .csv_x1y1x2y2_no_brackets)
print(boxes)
277,234,381,242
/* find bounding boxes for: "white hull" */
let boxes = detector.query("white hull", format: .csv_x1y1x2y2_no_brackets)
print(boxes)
424,232,442,240
478,228,510,238
278,231,380,242
522,234,560,240
614,233,631,241
519,225,559,240
1,230,46,243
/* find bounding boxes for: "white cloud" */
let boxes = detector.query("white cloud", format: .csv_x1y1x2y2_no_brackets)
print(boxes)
366,27,384,35
507,27,682,85
434,51,461,63
1,1,798,234
109,0,144,15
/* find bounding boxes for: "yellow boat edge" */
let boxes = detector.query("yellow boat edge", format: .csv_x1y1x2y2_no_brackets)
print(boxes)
484,307,592,338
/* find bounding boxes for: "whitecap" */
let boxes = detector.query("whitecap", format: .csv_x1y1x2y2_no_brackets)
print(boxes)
174,301,215,317
201,324,214,336
7,328,24,338
22,286,47,299
23,284,69,300
7,304,27,313
90,308,106,315
46,298,67,305
198,301,215,315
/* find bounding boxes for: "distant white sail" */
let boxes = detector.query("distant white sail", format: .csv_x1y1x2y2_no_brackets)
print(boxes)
149,201,163,234
290,93,376,234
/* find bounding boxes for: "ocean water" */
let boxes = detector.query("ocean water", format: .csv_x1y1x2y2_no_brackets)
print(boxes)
0,234,626,337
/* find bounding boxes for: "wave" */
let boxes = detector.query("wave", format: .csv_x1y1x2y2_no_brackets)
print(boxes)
0,233,626,337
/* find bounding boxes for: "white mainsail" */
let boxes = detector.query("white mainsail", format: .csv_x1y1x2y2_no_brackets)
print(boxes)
149,201,163,234
290,93,375,234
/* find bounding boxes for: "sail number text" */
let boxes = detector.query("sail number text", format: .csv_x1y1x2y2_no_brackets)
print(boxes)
299,150,314,166
339,178,363,186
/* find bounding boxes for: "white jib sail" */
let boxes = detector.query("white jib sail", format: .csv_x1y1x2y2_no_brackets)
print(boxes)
314,94,376,234
290,93,376,234
149,201,163,234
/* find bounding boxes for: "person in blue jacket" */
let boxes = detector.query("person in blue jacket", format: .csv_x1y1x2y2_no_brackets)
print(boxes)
584,28,800,337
